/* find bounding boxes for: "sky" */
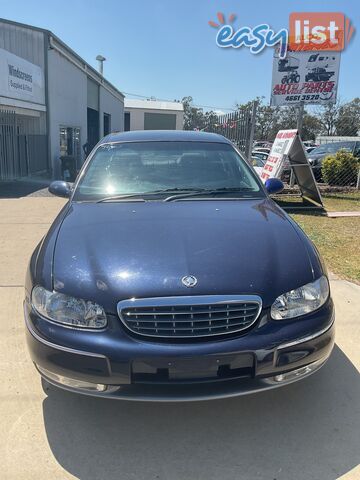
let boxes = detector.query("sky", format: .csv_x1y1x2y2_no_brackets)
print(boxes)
0,0,359,112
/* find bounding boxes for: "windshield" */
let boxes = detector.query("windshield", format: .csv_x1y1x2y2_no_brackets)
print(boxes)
310,142,354,155
73,141,264,201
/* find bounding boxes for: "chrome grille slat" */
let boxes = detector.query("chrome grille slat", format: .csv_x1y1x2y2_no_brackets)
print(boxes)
130,320,253,332
125,311,257,323
118,295,262,339
124,305,259,316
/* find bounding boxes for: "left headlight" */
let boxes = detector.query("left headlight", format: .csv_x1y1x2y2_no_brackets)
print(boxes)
31,286,107,329
271,276,330,320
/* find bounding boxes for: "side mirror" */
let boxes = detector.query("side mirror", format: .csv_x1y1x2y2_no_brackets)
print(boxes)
48,181,72,198
265,178,284,195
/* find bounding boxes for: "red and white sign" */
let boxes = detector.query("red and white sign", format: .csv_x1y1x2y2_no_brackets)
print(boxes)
271,49,341,106
260,129,297,182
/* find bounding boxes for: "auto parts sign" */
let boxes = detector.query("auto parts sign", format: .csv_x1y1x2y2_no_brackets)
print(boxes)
270,50,341,106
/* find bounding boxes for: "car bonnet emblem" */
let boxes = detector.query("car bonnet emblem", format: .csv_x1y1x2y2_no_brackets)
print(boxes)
181,275,198,288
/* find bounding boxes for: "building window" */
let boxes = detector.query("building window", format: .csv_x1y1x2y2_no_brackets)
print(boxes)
104,113,111,136
60,126,81,164
124,112,130,131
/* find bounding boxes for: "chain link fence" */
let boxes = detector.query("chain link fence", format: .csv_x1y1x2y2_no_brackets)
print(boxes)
206,102,360,191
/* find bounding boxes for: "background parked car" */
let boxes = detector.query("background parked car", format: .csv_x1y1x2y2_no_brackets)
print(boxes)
308,141,360,181
253,147,271,154
251,151,269,162
303,140,318,149
253,141,272,150
251,156,266,176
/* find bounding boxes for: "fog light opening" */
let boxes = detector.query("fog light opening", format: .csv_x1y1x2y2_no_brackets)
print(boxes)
273,358,327,383
36,365,107,392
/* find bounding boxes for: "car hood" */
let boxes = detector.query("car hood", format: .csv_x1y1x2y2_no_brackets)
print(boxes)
52,199,316,313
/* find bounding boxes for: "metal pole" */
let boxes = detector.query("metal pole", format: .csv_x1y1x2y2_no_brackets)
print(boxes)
356,166,360,190
96,55,106,75
247,100,257,162
290,102,305,187
296,101,304,138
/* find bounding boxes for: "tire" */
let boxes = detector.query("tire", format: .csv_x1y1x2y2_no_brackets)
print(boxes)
281,77,287,84
295,74,300,83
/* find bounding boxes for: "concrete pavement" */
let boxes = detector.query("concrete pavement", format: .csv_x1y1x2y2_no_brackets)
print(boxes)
0,197,359,480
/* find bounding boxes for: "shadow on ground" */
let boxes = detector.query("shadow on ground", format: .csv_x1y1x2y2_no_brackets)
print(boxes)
42,345,360,480
0,180,52,198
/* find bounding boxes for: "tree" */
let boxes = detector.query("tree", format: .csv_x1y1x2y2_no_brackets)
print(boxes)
315,100,342,136
335,98,360,136
236,97,281,141
301,113,322,141
181,97,206,130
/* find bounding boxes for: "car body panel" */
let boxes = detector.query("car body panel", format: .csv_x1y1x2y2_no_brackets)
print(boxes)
24,130,334,400
308,140,360,167
50,199,315,312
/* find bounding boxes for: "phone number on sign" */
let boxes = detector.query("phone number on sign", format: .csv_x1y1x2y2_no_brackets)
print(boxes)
285,94,320,102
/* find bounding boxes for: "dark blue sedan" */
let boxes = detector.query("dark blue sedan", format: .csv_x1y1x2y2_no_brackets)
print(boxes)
24,131,334,401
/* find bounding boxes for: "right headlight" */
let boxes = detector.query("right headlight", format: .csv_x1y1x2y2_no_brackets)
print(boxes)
271,276,329,320
31,286,107,329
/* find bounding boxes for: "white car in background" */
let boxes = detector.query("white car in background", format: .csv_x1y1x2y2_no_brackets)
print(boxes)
253,147,271,154
251,155,266,177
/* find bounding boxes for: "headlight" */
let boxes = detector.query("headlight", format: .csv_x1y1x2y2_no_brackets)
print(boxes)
271,276,329,320
31,286,107,328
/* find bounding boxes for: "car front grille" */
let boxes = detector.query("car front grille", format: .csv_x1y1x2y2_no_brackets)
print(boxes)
117,295,262,339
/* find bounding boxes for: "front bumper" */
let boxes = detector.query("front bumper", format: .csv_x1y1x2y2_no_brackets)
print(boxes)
24,300,335,401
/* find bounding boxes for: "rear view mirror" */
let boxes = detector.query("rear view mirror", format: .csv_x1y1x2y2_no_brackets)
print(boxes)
48,181,72,198
265,178,284,195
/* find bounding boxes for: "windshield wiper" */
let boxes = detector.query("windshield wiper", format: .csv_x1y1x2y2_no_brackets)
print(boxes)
164,187,255,202
96,188,207,203
96,193,146,203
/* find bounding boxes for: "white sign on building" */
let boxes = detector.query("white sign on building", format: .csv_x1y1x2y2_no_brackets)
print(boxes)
270,50,341,106
0,48,45,104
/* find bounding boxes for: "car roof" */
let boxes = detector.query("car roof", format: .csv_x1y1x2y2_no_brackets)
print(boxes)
316,140,357,147
100,130,231,145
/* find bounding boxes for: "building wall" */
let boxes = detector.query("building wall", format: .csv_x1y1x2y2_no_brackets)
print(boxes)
0,20,125,180
0,21,45,71
0,21,48,180
126,108,184,131
47,47,87,178
99,87,124,137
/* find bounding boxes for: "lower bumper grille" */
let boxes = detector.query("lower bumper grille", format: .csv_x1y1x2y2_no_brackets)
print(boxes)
118,295,262,338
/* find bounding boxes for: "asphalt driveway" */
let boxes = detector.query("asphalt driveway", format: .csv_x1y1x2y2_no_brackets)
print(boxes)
0,196,359,480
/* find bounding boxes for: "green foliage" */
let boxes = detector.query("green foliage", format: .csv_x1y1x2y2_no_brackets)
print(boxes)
236,97,321,142
181,96,218,131
322,149,360,186
181,95,360,143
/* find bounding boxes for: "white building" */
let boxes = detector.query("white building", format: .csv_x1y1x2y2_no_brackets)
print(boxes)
124,99,184,131
0,18,124,180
